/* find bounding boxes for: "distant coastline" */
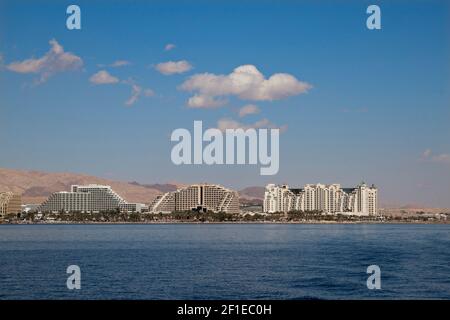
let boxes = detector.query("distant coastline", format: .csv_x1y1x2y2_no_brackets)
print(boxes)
2,220,449,225
1,167,449,226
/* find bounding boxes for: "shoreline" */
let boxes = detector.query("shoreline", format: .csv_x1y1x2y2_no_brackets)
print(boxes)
1,220,449,225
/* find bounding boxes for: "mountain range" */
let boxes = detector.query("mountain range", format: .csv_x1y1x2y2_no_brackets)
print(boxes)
1,167,448,212
0,167,265,205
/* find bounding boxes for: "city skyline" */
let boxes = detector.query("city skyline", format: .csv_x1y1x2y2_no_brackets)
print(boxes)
4,180,378,215
1,1,449,207
263,183,378,215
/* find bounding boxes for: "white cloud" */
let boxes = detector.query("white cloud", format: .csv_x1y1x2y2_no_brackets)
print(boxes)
217,117,287,133
239,104,260,117
97,60,131,68
89,70,119,85
180,65,311,107
111,60,131,67
125,83,155,106
423,149,432,158
187,94,227,109
6,39,83,83
126,84,142,106
422,149,450,164
165,43,176,51
155,60,193,75
432,154,450,163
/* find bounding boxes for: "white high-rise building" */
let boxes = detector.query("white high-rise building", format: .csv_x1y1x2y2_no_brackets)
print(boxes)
37,184,145,213
0,192,22,219
263,182,378,215
149,184,239,214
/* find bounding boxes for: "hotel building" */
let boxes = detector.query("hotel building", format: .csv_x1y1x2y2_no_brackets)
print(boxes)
0,192,22,219
37,184,145,213
263,182,378,215
150,184,239,214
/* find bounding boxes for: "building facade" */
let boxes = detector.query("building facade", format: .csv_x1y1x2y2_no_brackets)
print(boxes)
149,184,239,214
0,192,22,219
119,203,148,213
37,184,144,213
263,182,378,215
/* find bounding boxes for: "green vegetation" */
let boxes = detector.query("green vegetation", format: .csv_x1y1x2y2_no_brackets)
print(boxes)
1,209,448,224
159,210,235,222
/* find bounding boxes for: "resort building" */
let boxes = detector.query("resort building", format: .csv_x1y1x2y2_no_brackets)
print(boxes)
37,184,144,213
119,203,148,213
0,192,22,219
149,184,239,214
21,204,40,213
150,192,175,214
263,182,378,215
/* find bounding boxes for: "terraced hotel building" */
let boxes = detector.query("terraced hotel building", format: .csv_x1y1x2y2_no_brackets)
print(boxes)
0,192,22,219
263,182,378,216
37,184,144,213
150,184,239,214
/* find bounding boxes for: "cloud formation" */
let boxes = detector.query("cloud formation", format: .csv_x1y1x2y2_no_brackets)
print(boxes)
217,117,287,133
180,64,311,108
164,43,176,51
88,73,154,106
97,60,131,68
187,94,227,109
89,70,119,85
422,149,450,164
155,60,193,75
111,60,131,67
6,39,83,83
125,83,155,106
239,104,260,117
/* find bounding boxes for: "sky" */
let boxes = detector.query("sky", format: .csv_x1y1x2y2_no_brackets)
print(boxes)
0,0,449,206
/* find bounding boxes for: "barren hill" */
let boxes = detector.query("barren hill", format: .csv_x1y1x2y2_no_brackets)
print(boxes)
238,186,265,205
0,168,172,205
239,186,265,200
0,167,261,206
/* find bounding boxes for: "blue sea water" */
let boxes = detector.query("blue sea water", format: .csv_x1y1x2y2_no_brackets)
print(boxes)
0,224,449,300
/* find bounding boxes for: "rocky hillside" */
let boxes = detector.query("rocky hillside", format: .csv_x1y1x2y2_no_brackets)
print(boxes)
0,167,265,206
0,167,173,205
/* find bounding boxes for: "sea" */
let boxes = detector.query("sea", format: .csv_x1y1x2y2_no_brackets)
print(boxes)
0,224,449,300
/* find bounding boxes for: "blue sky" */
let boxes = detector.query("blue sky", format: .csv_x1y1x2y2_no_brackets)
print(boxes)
1,0,449,206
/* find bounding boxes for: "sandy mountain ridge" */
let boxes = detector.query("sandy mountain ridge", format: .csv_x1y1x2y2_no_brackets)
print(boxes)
0,168,179,204
0,167,265,205
4,168,443,211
